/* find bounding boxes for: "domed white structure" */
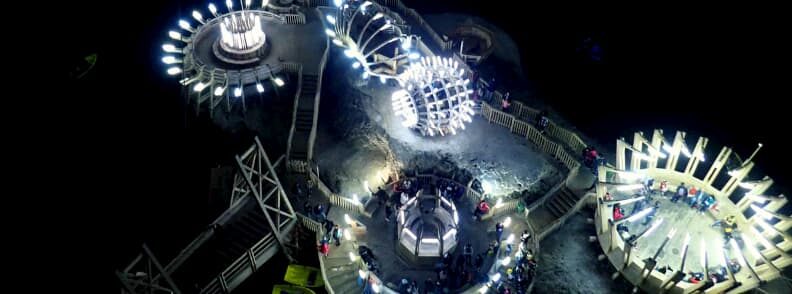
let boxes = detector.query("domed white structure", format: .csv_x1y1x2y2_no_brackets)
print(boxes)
392,56,475,136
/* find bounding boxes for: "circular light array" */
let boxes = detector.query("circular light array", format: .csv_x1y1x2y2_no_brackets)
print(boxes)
392,56,474,136
328,0,418,81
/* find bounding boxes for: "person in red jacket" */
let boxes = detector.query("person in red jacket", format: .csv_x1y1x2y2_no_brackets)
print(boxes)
613,203,624,221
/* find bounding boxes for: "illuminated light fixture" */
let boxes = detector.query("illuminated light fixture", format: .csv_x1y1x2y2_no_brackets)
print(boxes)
326,15,336,25
333,0,342,7
332,39,344,46
739,182,758,189
681,145,692,157
408,52,420,60
261,0,269,7
344,213,353,225
208,3,218,15
422,238,440,244
478,286,488,294
273,77,284,87
193,82,207,92
325,29,336,37
162,44,181,53
503,216,512,228
349,251,356,261
501,256,511,266
167,67,182,75
234,87,243,97
192,11,204,23
626,207,653,223
380,76,386,84
162,56,180,64
255,83,264,93
214,86,225,96
343,49,355,57
662,144,674,154
616,184,644,191
168,31,182,41
245,0,252,8
372,13,383,20
443,228,456,240
226,0,234,10
178,20,193,32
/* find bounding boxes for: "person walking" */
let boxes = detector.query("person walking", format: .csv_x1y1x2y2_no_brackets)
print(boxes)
495,222,505,243
331,224,342,246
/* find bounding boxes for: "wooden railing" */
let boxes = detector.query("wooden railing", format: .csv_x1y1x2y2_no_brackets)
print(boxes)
201,231,279,293
283,13,306,24
481,103,581,172
308,164,366,215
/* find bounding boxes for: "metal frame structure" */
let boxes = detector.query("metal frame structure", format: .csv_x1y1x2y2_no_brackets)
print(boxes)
232,136,297,261
118,137,296,293
116,244,182,294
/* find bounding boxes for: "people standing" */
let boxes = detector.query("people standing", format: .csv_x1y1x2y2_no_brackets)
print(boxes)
331,224,342,246
495,222,505,243
672,183,687,203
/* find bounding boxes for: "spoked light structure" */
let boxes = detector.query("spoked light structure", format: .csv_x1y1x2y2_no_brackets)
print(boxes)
328,0,419,82
392,56,475,136
161,0,287,114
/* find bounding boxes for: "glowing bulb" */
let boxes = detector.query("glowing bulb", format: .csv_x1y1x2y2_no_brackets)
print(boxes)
256,83,264,93
326,15,336,25
325,29,336,37
380,76,386,84
234,87,242,97
162,44,179,53
501,256,511,266
161,56,178,64
491,273,501,282
214,86,225,96
178,20,191,30
262,0,269,7
226,0,233,10
192,11,203,22
352,62,361,69
168,31,182,40
208,3,218,14
402,38,412,50
166,67,182,75
274,77,285,87
193,82,206,92
332,39,344,46
334,0,342,7
372,13,383,20
245,0,252,8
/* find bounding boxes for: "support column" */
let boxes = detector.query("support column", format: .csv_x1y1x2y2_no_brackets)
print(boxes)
665,131,686,171
631,132,644,171
617,139,628,171
704,147,731,186
684,136,708,176
650,129,664,169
